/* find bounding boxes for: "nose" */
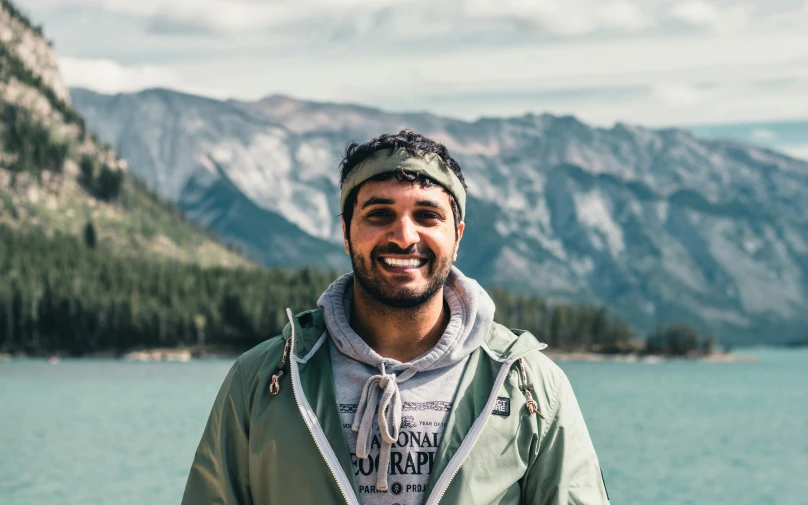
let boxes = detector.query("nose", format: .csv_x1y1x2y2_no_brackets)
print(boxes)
388,215,420,250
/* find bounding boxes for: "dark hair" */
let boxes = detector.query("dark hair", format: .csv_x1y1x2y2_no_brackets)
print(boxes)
339,129,467,239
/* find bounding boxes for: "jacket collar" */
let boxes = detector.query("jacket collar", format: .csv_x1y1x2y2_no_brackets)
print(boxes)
283,307,547,364
480,324,548,362
282,309,327,360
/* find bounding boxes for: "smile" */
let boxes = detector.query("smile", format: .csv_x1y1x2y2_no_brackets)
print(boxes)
379,257,428,268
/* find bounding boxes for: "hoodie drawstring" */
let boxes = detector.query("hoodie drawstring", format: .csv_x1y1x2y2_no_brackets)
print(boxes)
269,309,295,396
269,336,292,395
352,363,416,491
518,358,545,419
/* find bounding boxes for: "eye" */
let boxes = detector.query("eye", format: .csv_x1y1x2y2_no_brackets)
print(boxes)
366,209,393,218
417,211,443,221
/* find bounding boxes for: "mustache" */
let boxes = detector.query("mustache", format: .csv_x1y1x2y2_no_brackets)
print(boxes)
372,244,434,258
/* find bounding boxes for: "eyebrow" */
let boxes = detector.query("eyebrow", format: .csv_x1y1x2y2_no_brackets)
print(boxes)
360,197,447,212
415,200,445,211
360,197,395,210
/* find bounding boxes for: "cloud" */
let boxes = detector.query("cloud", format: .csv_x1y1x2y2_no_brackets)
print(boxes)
670,1,718,26
600,1,654,30
751,128,777,140
58,57,182,93
669,1,752,34
782,145,808,161
462,0,654,35
27,0,808,127
652,83,716,108
30,0,658,37
28,0,401,34
58,57,229,98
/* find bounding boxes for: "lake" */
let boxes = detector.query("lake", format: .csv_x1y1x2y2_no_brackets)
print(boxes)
1,349,806,505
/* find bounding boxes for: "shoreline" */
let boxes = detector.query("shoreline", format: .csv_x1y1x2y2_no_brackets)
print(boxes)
543,350,757,363
0,347,241,362
1,348,758,363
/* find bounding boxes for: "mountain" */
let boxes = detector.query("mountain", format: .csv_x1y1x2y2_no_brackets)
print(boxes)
0,2,246,267
690,120,808,163
69,88,808,346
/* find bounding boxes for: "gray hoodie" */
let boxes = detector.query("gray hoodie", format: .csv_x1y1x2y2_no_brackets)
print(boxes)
317,266,495,505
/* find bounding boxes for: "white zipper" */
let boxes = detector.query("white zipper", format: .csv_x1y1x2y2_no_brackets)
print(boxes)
286,308,361,505
286,306,542,505
423,350,536,505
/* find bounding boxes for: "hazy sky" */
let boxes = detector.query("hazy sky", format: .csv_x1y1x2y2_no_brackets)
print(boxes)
23,0,808,127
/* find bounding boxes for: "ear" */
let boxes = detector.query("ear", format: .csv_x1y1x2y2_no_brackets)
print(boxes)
341,216,350,255
453,221,465,262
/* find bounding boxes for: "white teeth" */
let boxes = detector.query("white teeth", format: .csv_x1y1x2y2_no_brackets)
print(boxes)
382,258,423,268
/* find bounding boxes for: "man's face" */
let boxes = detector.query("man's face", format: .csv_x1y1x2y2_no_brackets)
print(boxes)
343,178,464,309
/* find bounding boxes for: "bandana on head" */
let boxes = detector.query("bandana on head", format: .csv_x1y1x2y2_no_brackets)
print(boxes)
340,148,467,220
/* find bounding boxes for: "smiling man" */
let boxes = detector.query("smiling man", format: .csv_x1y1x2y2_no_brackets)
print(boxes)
182,130,610,505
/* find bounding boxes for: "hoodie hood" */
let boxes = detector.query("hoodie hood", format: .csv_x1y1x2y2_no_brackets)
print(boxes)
317,266,495,374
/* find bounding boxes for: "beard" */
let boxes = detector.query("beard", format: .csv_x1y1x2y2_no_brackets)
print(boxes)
349,242,454,309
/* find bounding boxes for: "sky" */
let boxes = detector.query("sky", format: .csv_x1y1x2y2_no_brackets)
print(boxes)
22,0,808,132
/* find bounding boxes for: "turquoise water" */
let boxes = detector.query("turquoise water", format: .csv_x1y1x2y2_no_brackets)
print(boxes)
1,349,806,505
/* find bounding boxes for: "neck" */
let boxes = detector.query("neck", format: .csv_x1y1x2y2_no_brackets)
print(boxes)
351,281,450,363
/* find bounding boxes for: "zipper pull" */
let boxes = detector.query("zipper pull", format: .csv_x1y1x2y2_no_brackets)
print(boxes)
269,336,292,396
269,370,284,395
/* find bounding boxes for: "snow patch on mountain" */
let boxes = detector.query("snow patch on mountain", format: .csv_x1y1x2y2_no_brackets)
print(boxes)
574,190,625,256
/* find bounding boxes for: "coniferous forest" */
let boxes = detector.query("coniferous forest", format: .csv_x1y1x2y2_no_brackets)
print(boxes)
0,224,715,356
0,225,335,355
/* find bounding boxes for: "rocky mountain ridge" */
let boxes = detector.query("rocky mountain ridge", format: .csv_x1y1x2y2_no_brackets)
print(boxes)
0,1,246,267
69,88,808,345
0,0,69,104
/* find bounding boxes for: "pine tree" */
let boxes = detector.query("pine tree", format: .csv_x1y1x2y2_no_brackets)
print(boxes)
79,154,95,185
83,220,97,248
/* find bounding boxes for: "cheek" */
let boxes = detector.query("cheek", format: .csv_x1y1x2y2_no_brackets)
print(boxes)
349,225,381,254
424,230,457,257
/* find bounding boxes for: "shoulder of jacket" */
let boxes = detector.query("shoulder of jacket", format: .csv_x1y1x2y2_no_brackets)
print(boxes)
518,345,563,376
496,331,569,421
281,307,325,337
236,307,325,378
485,321,550,362
233,333,287,383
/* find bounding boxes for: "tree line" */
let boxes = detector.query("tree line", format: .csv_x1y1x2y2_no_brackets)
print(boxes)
493,287,716,355
490,287,637,353
0,224,714,356
0,225,338,355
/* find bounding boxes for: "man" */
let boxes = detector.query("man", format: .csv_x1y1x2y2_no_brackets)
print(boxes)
182,130,610,505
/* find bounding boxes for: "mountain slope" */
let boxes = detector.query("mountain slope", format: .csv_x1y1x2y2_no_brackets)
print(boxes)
690,119,808,162
70,88,808,345
0,3,247,267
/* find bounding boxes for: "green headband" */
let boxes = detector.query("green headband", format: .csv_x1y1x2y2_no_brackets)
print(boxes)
340,148,466,220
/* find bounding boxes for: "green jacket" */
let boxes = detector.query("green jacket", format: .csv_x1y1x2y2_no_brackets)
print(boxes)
182,308,610,505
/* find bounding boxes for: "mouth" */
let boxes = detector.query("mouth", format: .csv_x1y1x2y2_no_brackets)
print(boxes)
377,256,429,272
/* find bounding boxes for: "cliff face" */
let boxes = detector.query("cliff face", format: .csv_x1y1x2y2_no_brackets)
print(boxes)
0,1,247,268
0,1,70,104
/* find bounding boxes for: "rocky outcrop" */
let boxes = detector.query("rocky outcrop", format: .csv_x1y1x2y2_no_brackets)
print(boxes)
0,1,247,268
0,1,70,104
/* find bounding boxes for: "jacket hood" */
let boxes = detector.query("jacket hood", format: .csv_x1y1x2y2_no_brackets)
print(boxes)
317,266,495,374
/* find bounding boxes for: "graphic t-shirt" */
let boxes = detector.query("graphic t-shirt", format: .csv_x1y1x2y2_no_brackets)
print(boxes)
329,340,466,505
